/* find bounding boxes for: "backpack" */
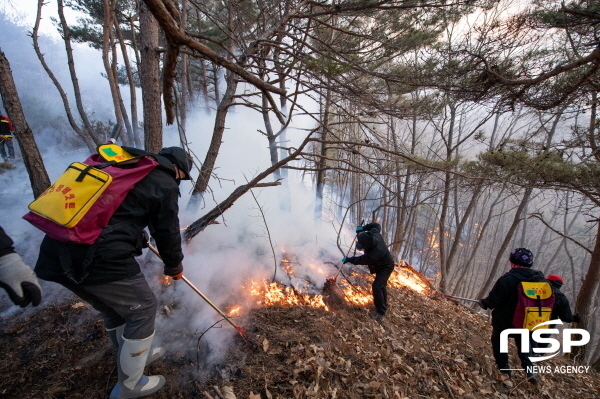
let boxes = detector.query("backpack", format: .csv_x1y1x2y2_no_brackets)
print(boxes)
512,280,555,330
23,144,158,245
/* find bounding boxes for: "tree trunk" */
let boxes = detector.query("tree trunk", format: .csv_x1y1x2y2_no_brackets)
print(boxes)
453,186,506,295
186,70,238,212
274,31,291,212
200,59,211,114
444,181,484,291
261,90,280,181
0,50,50,197
314,86,331,221
178,0,189,137
476,186,533,298
573,219,600,360
139,0,162,152
32,0,98,152
103,0,130,146
212,63,221,106
114,17,141,147
438,104,457,293
111,30,135,146
57,0,99,144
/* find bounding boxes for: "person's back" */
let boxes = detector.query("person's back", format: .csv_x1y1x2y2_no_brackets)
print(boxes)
34,155,183,285
32,145,192,399
347,223,394,274
483,266,546,329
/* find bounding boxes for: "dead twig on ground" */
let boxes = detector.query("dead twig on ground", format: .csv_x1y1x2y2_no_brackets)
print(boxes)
195,320,225,371
420,322,456,399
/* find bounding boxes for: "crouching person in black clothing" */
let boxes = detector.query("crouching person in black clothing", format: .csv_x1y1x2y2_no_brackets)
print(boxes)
342,223,395,321
34,147,192,399
479,248,543,384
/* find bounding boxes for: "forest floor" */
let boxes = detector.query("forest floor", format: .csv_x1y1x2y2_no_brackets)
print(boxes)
0,277,599,399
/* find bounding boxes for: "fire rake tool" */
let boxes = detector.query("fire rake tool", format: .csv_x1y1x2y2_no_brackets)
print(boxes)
147,243,249,343
439,293,480,304
327,220,364,285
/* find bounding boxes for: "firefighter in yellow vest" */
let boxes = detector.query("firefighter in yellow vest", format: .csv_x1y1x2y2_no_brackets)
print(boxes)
0,115,15,162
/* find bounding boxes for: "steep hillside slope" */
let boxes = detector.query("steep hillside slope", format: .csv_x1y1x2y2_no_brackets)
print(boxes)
0,281,598,398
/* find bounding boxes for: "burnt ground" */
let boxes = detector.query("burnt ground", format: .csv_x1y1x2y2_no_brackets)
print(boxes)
0,282,599,399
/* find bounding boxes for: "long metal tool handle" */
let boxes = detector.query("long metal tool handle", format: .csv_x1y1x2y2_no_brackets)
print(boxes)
179,275,235,327
333,219,365,280
147,243,249,341
441,293,480,303
334,234,358,279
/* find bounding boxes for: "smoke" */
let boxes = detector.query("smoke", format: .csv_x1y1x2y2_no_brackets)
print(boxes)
147,104,346,370
0,4,351,374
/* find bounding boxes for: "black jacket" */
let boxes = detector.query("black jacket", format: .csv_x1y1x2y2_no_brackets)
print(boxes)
0,226,15,258
480,267,546,329
345,223,395,274
34,148,184,285
550,281,576,323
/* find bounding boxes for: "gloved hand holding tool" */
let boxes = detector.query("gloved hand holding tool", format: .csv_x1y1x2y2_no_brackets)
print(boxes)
146,242,248,342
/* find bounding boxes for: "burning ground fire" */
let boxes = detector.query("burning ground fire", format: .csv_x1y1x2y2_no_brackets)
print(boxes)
158,249,431,317
246,255,431,310
250,280,328,309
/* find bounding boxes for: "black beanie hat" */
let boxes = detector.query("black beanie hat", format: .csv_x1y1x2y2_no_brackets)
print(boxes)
509,248,534,267
158,147,192,180
357,231,375,251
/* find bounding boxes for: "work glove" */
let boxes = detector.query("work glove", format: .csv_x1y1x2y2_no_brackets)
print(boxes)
341,257,348,264
573,313,581,323
478,299,487,310
355,226,365,233
0,253,42,307
164,263,183,280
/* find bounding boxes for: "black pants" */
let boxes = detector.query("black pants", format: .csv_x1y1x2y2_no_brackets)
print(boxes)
491,327,534,371
60,273,157,340
372,268,393,315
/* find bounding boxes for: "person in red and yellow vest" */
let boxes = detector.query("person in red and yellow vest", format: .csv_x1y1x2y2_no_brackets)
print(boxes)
0,115,15,162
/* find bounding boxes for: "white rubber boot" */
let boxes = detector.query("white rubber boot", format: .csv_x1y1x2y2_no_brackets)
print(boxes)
106,324,125,348
106,325,165,366
109,332,166,399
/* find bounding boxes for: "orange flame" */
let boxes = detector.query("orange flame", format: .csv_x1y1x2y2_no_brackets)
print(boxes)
280,248,295,277
249,280,328,310
246,249,429,311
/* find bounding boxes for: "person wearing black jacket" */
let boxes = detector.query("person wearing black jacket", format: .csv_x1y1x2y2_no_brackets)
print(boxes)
0,114,15,162
536,274,580,351
34,146,191,399
479,248,543,384
0,226,42,307
342,223,395,320
546,275,579,323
